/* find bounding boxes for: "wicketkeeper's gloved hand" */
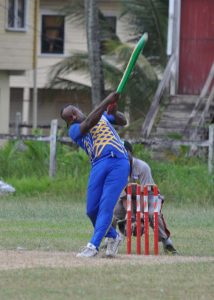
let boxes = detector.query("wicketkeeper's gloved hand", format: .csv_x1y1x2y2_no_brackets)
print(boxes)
132,222,144,237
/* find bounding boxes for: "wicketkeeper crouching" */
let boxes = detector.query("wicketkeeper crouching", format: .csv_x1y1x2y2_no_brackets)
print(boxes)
112,141,178,255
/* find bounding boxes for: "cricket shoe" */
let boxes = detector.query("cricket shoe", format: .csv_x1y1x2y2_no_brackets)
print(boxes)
100,238,108,250
106,234,122,257
163,244,178,255
76,243,98,258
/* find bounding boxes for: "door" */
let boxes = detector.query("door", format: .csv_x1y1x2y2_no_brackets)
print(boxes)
179,0,214,95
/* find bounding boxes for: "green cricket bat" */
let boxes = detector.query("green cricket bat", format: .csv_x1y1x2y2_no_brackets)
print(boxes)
116,33,148,94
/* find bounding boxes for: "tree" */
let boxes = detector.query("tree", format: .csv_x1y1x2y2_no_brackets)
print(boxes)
121,0,168,65
54,0,105,108
48,0,164,129
84,0,105,107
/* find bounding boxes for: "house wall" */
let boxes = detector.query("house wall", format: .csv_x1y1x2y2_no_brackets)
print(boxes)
98,0,133,43
9,0,133,131
37,0,87,72
10,87,91,132
36,89,91,127
10,0,131,89
0,0,34,71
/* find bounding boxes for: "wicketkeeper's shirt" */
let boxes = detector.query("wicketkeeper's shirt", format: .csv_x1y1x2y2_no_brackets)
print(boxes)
132,157,155,186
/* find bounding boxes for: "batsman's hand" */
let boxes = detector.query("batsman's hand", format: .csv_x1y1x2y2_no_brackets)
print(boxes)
107,102,118,115
105,91,120,104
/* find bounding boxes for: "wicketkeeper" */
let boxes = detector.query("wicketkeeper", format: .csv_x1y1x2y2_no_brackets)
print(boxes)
113,141,178,255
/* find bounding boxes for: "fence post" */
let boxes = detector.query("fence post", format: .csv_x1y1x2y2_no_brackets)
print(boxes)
49,119,58,177
15,112,21,137
208,124,214,174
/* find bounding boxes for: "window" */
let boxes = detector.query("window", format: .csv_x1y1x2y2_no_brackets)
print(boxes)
7,0,26,30
100,16,117,54
41,15,65,55
102,16,117,39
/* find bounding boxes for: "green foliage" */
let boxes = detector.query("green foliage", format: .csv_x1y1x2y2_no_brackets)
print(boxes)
154,161,214,205
132,143,152,162
0,141,90,198
121,0,168,64
0,141,49,178
132,144,214,205
166,132,183,140
0,142,213,205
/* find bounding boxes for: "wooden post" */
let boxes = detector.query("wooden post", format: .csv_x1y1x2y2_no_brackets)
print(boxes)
208,125,214,174
141,55,175,138
15,112,21,138
173,0,181,94
22,87,30,135
166,0,174,56
49,119,58,177
170,60,176,95
32,0,40,129
185,63,214,133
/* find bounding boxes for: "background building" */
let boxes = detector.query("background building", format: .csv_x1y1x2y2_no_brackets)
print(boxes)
0,0,213,137
0,0,34,133
7,0,131,133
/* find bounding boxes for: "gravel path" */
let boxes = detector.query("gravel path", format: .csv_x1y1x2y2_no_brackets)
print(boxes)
0,250,213,271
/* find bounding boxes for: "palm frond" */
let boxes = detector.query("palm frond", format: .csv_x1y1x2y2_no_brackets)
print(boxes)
48,41,158,117
101,41,158,119
47,77,90,91
60,0,85,25
120,0,168,64
47,52,89,89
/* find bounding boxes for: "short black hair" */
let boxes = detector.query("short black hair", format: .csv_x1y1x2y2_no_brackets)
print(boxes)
60,104,71,120
123,140,133,153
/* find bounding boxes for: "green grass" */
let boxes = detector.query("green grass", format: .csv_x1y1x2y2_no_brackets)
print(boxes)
0,195,213,256
0,196,91,251
7,176,88,198
0,141,214,299
0,263,213,300
0,195,213,299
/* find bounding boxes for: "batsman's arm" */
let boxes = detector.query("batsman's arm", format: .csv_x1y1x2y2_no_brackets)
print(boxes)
80,92,120,134
106,103,127,126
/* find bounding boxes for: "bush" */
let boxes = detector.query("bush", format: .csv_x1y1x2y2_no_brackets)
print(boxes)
0,141,213,205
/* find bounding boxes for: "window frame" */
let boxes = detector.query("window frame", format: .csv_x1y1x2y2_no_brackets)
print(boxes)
6,0,28,32
40,13,65,56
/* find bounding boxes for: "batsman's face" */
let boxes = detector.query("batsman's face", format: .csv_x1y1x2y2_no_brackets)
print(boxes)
62,105,85,125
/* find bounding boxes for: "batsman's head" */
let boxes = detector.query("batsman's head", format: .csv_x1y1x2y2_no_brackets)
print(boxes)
60,105,85,127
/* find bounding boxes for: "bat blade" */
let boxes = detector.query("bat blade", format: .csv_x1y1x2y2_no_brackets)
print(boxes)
116,33,148,94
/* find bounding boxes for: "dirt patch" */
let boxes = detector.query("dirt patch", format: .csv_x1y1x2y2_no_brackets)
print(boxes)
0,250,213,271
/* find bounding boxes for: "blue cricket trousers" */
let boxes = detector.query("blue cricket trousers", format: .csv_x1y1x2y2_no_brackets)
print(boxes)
86,156,130,249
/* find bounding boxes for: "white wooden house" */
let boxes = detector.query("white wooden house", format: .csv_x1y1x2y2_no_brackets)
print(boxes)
5,0,131,133
0,0,34,133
